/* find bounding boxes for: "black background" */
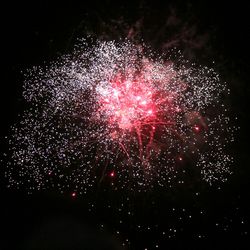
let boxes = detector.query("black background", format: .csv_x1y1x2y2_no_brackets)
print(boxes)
1,1,250,249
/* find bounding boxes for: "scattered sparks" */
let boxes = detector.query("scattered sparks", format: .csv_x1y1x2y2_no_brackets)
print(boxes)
6,40,235,193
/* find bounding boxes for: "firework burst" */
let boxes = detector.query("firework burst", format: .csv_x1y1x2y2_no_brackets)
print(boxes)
6,40,234,193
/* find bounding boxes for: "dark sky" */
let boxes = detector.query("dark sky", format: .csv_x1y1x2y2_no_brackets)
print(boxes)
1,1,250,249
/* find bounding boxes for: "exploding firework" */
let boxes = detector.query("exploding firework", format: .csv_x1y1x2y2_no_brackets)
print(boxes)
6,40,234,193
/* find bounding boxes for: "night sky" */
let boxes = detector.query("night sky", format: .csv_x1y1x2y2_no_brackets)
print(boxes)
1,1,250,249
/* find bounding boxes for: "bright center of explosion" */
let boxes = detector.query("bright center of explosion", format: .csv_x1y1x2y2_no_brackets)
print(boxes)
98,76,156,130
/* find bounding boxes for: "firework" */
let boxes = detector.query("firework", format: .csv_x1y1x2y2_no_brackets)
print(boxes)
6,40,234,193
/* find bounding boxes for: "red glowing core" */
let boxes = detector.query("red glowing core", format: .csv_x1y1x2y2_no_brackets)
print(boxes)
98,76,156,130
